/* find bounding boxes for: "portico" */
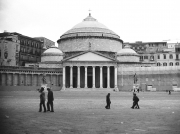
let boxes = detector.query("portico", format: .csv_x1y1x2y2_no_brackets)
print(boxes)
62,51,118,90
62,65,117,89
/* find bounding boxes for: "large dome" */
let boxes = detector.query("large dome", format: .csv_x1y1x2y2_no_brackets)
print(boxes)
57,14,123,53
61,14,119,38
59,13,120,39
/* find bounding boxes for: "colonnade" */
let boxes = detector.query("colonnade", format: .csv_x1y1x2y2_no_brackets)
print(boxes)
62,66,118,89
0,72,61,86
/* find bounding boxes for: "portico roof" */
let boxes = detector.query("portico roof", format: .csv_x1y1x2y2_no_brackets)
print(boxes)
63,50,117,62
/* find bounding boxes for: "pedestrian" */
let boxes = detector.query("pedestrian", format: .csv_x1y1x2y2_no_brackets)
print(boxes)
47,88,54,112
39,87,46,112
131,93,140,109
105,93,111,109
169,90,171,95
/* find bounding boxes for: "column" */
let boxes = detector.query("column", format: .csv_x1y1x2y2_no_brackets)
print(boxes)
19,73,21,86
93,66,95,88
77,66,80,88
100,66,103,88
0,73,2,85
107,66,110,88
6,73,8,86
50,74,52,87
25,74,27,86
37,74,39,86
12,73,14,86
31,74,33,86
85,66,87,88
56,74,58,86
70,66,73,88
63,67,66,90
114,66,118,89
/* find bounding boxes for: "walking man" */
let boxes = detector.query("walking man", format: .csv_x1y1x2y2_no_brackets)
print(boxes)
131,93,140,109
47,88,54,112
39,87,46,112
105,93,111,109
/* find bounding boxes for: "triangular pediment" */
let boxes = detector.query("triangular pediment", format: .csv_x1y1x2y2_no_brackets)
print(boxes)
67,52,113,61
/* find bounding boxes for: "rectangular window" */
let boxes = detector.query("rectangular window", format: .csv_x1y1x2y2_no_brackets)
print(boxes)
176,54,179,59
164,54,166,59
144,56,148,59
157,55,160,59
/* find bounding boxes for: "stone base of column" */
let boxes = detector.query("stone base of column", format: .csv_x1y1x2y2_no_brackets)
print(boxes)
114,86,119,91
62,86,66,90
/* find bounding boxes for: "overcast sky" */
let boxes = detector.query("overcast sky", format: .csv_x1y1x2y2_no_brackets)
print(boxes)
0,0,180,45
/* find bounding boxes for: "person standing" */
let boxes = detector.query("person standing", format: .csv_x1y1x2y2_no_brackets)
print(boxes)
47,88,54,112
105,93,111,109
131,93,140,109
39,87,46,112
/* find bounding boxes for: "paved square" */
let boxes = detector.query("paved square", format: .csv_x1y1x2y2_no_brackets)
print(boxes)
0,91,180,134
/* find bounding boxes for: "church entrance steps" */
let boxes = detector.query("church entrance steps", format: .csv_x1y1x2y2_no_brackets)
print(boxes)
62,88,114,91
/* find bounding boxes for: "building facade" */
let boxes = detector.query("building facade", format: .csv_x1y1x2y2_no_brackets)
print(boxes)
0,14,180,91
0,33,20,66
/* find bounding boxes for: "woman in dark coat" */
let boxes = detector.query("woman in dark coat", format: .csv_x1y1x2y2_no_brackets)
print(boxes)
105,93,111,109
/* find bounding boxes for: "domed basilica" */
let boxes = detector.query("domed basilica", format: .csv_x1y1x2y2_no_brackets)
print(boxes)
40,13,151,90
1,13,179,92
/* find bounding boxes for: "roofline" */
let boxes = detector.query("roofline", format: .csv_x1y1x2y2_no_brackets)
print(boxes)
57,35,123,44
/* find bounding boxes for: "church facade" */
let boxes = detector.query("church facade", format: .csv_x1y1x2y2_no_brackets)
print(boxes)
0,14,180,91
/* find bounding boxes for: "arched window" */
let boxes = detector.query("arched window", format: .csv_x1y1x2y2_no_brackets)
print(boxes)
169,54,173,59
163,62,167,66
157,63,161,66
169,62,173,66
175,62,179,66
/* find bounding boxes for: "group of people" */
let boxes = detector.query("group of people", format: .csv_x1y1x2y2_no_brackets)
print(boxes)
105,92,140,109
38,87,54,112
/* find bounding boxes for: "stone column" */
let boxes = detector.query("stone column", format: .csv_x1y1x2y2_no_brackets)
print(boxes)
19,73,21,86
107,66,110,88
6,73,8,86
31,74,33,86
37,74,39,86
12,73,14,86
70,66,73,88
56,74,58,86
25,74,27,86
85,66,87,88
63,66,66,90
114,66,118,90
50,74,52,87
93,66,95,88
0,73,2,85
77,66,80,88
100,66,103,88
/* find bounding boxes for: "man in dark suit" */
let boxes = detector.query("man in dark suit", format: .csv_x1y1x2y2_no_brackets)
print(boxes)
47,88,54,112
105,93,111,109
131,93,140,109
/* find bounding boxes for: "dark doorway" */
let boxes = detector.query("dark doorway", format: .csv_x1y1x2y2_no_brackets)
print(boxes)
87,66,92,88
88,76,92,88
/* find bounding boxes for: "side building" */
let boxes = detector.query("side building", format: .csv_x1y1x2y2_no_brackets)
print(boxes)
0,32,54,66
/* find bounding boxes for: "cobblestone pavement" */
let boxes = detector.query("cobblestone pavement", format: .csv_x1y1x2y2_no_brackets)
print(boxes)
0,91,180,134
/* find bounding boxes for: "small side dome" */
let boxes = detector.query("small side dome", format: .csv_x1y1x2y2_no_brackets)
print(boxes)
41,45,63,62
117,45,138,56
116,45,139,62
